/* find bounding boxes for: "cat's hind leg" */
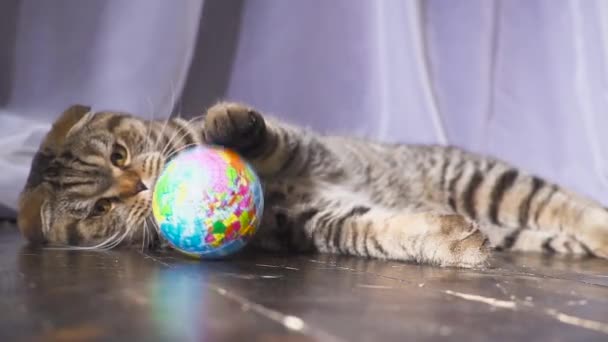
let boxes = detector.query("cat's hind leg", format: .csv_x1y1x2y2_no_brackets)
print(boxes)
494,229,589,256
257,198,490,268
478,179,608,258
432,147,608,258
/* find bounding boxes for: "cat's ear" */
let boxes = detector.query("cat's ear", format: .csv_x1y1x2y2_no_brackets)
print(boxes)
17,186,51,244
17,104,91,244
41,104,93,153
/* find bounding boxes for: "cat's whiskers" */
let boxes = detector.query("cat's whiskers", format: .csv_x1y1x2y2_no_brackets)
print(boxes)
107,206,140,250
141,220,148,252
144,230,151,250
161,116,198,152
153,113,172,152
163,143,199,161
132,207,147,246
134,200,153,244
143,118,155,154
147,216,161,235
107,213,142,250
145,216,162,249
46,230,122,251
160,116,202,157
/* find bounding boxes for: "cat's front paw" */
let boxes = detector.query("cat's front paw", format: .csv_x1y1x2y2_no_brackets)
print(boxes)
434,215,490,268
392,213,490,268
203,102,266,152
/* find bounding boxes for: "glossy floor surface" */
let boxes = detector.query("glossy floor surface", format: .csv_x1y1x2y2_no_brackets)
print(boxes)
1,225,608,341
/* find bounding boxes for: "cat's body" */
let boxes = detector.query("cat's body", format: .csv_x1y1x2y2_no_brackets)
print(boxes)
18,102,608,267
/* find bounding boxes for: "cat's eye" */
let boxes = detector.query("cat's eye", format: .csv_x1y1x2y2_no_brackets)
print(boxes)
91,198,112,217
110,144,128,167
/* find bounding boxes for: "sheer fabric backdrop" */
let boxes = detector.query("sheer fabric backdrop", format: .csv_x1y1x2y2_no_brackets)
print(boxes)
1,0,607,215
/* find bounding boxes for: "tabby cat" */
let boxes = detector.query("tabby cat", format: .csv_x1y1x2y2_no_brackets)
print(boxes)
17,102,608,267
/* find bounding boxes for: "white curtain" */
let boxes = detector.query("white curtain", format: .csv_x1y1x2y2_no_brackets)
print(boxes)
0,0,203,213
1,0,608,214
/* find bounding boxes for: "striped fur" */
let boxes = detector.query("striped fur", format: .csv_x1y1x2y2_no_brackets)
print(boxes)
17,102,608,267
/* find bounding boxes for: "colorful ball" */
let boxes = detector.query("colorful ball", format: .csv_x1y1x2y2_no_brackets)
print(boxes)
152,146,263,258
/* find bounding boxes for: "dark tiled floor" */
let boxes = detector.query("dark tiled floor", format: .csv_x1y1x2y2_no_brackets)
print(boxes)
1,224,608,342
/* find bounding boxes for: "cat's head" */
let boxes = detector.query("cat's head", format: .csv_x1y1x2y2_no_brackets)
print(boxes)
18,105,164,248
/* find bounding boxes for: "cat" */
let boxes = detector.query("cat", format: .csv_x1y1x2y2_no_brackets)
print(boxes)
17,102,608,267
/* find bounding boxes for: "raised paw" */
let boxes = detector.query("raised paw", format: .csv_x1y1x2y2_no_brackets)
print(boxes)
203,102,266,151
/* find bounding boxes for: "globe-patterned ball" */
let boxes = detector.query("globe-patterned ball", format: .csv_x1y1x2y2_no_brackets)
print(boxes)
152,146,263,258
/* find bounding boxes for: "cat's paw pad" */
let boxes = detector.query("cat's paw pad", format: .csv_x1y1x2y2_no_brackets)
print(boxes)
436,215,490,268
203,102,266,149
445,229,491,268
577,209,608,259
398,213,489,268
582,231,608,259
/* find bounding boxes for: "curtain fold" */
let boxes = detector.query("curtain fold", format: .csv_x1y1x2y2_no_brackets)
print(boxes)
0,0,204,212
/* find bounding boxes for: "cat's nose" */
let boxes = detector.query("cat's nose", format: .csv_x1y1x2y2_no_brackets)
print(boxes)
135,180,148,193
117,172,149,198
